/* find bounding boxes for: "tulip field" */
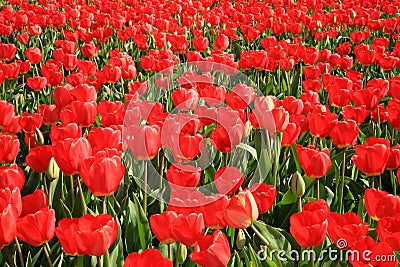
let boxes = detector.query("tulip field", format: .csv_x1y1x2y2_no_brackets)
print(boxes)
3,0,400,266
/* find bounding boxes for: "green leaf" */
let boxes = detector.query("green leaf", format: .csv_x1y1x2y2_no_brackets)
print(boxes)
237,143,258,159
253,221,292,253
132,193,151,250
280,190,297,205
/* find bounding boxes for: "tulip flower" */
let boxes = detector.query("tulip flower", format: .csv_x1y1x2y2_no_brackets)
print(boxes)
171,213,204,247
352,137,390,177
296,145,332,178
80,149,125,196
150,211,178,245
0,187,21,249
190,230,231,267
327,212,369,249
364,188,400,221
124,249,172,267
52,137,92,176
55,214,118,256
0,134,19,164
349,236,397,267
0,164,25,190
329,120,359,149
249,183,277,214
290,209,328,247
214,167,244,196
224,190,259,229
26,145,53,173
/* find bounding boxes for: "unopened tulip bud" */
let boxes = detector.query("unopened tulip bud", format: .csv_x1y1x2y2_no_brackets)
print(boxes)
236,229,246,250
244,121,252,137
34,127,44,146
291,171,305,198
47,157,60,180
176,243,187,264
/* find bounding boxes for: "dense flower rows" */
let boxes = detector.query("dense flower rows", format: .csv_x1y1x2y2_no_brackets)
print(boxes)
1,0,400,266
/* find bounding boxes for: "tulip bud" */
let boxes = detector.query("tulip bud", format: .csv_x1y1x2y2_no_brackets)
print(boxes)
34,127,44,146
316,20,322,28
244,121,252,137
291,171,305,198
176,243,187,264
47,157,60,180
236,229,246,250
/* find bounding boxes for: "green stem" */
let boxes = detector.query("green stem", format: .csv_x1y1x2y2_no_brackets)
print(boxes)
76,176,87,214
15,237,24,267
391,170,397,195
339,149,346,213
102,196,107,214
316,179,320,200
143,161,148,215
43,243,53,267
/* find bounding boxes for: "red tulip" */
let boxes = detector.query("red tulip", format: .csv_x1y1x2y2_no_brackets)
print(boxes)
80,150,124,196
308,108,338,138
166,163,201,188
0,187,21,249
52,137,92,176
63,54,78,70
17,207,55,247
190,230,231,267
224,190,259,229
124,249,172,267
25,47,42,64
20,189,48,217
70,101,98,127
303,199,330,214
171,213,204,247
271,107,289,132
125,125,161,161
0,164,25,190
214,167,244,196
349,236,397,267
365,188,400,221
290,209,328,247
98,100,126,127
37,104,60,125
376,216,400,250
0,100,16,130
386,145,400,170
341,105,369,125
18,112,43,133
150,211,178,245
249,183,277,214
329,120,359,149
172,88,199,111
296,145,331,178
0,134,19,164
352,137,390,176
214,34,229,51
26,145,53,173
0,43,16,61
282,122,301,147
55,214,118,256
192,37,209,52
87,127,122,153
200,85,226,107
202,194,229,229
50,123,82,144
327,212,369,249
